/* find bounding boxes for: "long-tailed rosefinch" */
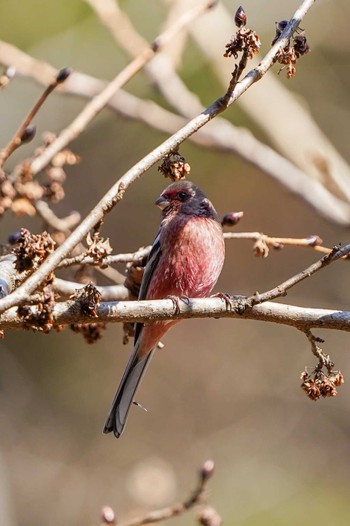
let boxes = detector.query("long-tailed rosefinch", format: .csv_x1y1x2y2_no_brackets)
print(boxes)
103,180,225,438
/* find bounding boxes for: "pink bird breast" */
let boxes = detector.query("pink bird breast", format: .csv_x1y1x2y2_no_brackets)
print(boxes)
147,215,225,301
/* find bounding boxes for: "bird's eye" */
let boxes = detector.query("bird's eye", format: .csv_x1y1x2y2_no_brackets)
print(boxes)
178,191,188,200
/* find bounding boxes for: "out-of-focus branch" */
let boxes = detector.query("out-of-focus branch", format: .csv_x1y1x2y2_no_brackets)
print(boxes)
100,460,217,526
34,200,81,234
0,0,317,315
15,0,215,179
0,68,71,168
1,42,349,224
53,277,128,301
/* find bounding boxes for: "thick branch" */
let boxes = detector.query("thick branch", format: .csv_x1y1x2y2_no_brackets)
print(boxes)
1,297,349,332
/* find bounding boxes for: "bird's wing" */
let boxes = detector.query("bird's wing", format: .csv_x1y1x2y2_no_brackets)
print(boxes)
103,232,162,438
134,230,162,343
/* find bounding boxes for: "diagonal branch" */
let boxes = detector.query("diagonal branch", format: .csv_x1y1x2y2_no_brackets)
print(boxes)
0,0,316,316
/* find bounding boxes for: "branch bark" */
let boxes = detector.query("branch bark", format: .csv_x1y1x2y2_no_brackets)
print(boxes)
1,296,349,333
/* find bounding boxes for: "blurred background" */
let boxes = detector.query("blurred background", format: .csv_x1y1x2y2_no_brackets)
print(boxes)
1,0,350,525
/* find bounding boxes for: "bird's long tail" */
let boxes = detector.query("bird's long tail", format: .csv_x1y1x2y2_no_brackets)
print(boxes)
103,347,154,438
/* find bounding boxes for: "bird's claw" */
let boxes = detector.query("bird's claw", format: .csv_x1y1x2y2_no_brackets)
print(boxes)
166,295,190,314
212,293,251,315
212,292,234,311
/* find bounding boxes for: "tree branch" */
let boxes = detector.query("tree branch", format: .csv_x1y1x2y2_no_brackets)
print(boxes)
1,296,350,332
99,460,217,526
0,0,316,316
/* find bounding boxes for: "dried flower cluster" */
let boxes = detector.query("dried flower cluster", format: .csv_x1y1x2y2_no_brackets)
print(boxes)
86,231,112,266
224,6,261,60
272,20,310,79
69,282,106,342
17,288,56,333
158,152,191,182
70,282,102,317
301,368,344,401
0,134,79,220
70,321,106,344
12,228,55,272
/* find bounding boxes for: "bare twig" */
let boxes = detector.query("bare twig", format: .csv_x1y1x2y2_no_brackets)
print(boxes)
99,460,215,526
0,67,71,168
223,232,335,256
58,245,151,269
34,200,81,234
248,243,350,306
53,277,128,301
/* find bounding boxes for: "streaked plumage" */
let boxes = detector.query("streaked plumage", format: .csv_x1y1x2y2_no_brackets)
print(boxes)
103,181,225,438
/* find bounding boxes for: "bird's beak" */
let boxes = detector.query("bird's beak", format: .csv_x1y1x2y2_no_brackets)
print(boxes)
155,195,170,210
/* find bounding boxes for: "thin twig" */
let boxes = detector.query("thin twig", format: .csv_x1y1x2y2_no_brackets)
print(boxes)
58,245,151,269
0,68,71,168
248,243,350,306
99,460,215,526
34,200,81,234
53,277,128,301
223,232,334,255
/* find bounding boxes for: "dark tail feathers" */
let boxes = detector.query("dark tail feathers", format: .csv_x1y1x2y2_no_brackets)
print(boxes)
103,350,154,438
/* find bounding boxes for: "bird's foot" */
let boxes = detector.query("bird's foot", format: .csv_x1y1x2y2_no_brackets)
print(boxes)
166,294,190,314
212,293,250,315
212,292,234,311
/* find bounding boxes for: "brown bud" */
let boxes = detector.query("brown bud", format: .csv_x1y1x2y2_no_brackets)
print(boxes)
234,6,247,28
20,125,36,144
56,67,72,83
221,211,243,227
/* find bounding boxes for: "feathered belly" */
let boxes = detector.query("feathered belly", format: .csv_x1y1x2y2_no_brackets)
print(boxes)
147,217,225,300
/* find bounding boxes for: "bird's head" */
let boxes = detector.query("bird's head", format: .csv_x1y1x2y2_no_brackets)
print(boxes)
155,180,218,220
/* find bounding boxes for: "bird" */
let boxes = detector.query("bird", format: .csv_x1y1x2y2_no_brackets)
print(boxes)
103,180,225,438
